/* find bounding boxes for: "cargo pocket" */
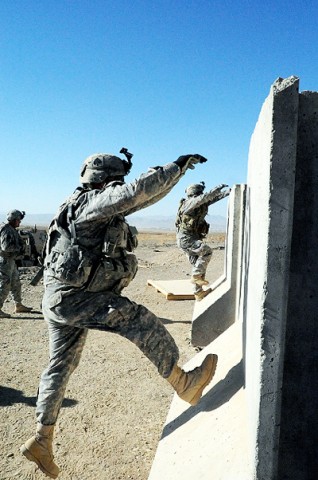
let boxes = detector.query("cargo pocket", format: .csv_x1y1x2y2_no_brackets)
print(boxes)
45,291,63,309
86,257,118,292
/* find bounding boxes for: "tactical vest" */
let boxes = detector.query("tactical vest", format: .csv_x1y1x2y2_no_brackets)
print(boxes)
0,223,24,258
175,199,210,237
45,187,138,292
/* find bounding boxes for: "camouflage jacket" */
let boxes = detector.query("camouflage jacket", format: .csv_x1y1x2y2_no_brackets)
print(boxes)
0,223,24,258
176,186,228,237
44,162,182,291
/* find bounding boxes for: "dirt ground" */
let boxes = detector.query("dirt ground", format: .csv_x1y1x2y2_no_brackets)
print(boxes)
0,232,225,480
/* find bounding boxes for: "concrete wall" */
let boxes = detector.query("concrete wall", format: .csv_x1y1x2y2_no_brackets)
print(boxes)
149,76,318,479
243,76,299,479
244,76,318,479
148,319,251,480
191,184,246,347
277,91,318,479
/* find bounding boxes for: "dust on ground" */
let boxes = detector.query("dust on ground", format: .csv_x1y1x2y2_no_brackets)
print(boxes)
0,232,225,480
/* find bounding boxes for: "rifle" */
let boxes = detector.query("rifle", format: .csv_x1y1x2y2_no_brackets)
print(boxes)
29,266,44,286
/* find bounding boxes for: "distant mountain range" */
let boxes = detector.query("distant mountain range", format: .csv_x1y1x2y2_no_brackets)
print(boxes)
0,213,227,232
0,213,54,227
127,214,227,232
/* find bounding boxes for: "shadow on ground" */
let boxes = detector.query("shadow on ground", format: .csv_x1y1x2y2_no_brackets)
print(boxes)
159,317,191,325
0,386,77,408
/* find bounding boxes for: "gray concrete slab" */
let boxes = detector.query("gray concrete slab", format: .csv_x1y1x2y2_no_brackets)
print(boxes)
191,184,246,347
148,319,252,480
242,76,299,479
276,90,318,478
149,76,313,480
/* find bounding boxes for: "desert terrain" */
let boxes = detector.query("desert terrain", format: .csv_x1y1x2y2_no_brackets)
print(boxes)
0,231,225,480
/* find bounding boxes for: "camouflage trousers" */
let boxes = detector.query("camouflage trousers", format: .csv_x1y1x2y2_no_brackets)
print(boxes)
0,256,22,308
36,286,180,425
176,233,212,292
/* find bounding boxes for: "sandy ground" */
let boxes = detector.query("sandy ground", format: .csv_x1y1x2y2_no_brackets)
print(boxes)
0,232,225,480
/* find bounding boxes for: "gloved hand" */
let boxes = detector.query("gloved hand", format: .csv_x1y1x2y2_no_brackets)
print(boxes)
214,184,231,198
222,188,231,198
174,154,208,173
215,183,229,191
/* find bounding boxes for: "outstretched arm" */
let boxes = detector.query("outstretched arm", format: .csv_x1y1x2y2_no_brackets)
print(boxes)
77,155,208,222
206,184,231,206
182,184,230,214
125,155,208,215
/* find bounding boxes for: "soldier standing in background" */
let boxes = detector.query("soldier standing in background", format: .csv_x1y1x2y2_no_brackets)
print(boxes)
0,209,33,318
176,182,230,301
21,150,218,479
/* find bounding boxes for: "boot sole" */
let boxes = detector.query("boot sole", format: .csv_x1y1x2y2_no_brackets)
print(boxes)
194,288,212,302
20,445,58,479
189,354,218,406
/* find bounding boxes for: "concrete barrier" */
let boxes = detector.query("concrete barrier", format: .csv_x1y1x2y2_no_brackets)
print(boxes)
191,184,246,347
276,87,318,479
242,75,299,479
148,319,251,480
149,76,318,479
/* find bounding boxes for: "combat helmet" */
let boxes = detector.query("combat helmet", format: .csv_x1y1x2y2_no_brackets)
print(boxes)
7,209,25,221
80,150,133,185
185,182,205,197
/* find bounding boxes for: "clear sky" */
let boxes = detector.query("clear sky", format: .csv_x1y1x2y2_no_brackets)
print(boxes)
1,0,318,219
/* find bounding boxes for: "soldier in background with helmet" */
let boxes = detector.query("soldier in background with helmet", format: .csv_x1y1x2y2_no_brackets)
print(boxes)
176,182,230,301
0,209,33,318
21,150,219,479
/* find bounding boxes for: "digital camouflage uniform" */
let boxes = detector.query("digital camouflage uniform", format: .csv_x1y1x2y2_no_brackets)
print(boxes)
176,184,229,294
0,222,25,308
37,162,185,426
21,154,220,480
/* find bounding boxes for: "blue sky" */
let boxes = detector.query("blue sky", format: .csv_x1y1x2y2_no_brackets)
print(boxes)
1,0,318,219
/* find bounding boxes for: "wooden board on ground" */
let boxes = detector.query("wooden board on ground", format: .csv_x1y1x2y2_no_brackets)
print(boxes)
147,279,195,300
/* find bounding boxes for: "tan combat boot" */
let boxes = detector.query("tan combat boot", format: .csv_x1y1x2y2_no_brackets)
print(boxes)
0,309,11,318
167,354,218,406
191,274,209,286
20,424,60,479
14,303,32,313
194,288,212,301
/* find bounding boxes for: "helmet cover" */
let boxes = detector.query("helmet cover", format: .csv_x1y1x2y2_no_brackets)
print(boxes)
7,209,25,221
185,182,205,197
80,153,129,184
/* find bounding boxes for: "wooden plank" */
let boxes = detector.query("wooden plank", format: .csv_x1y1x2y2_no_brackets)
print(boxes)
147,279,195,301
